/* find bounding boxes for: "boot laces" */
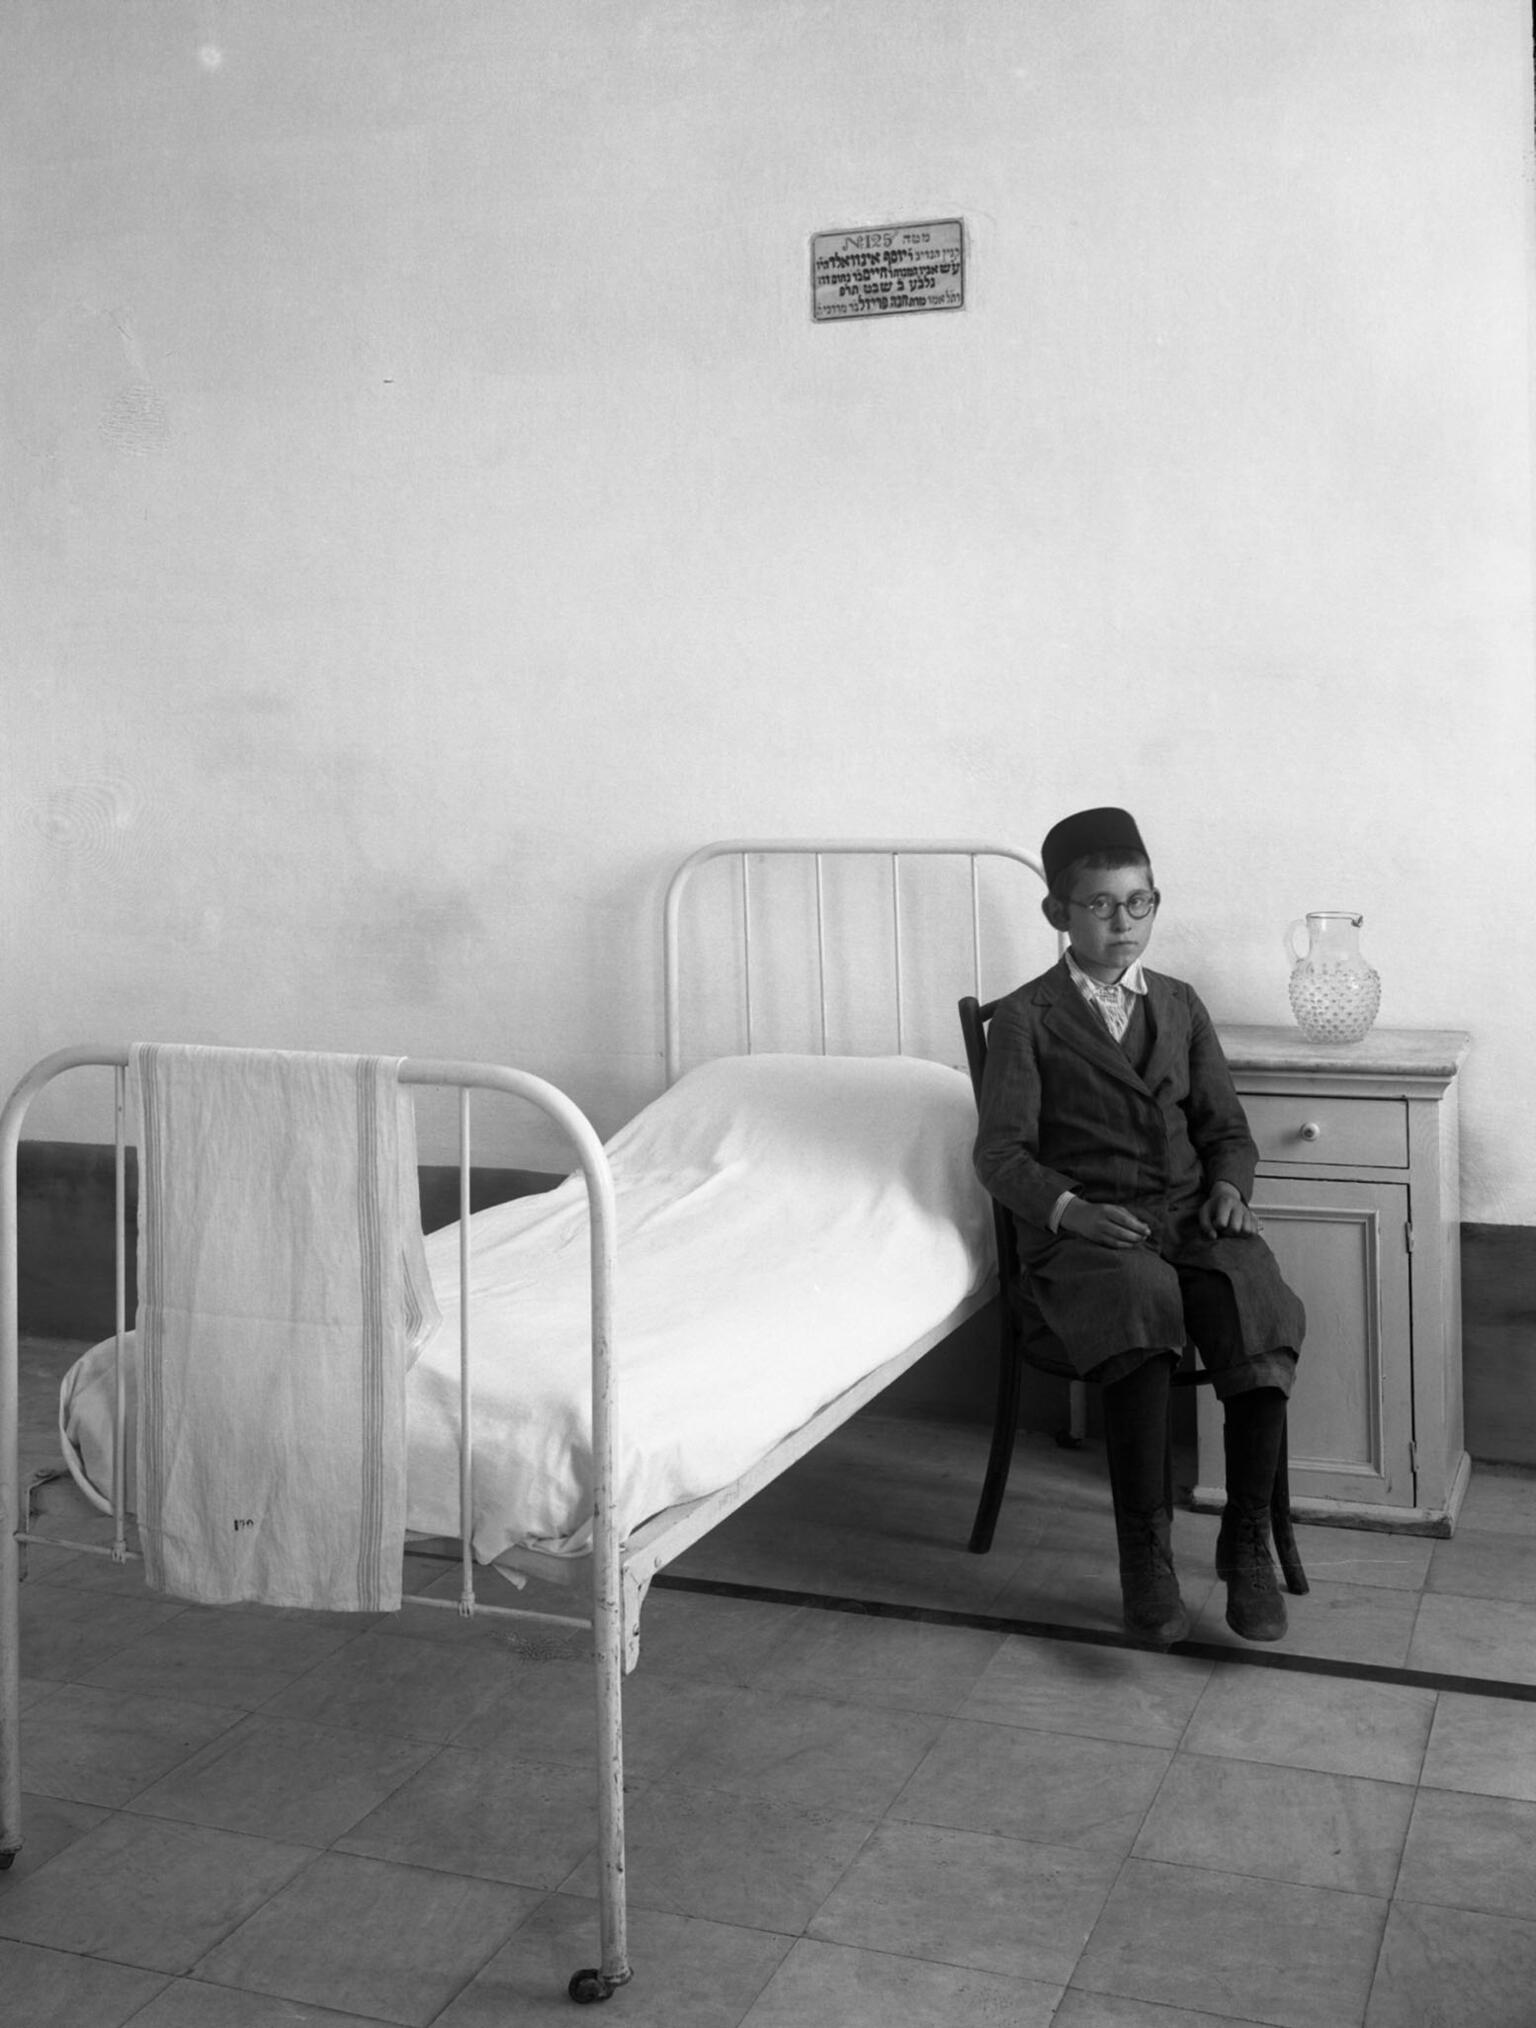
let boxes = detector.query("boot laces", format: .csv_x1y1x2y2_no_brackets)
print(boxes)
1122,1524,1178,1584
1225,1513,1279,1590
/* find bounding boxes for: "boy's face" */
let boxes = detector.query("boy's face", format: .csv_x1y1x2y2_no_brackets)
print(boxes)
1051,860,1158,983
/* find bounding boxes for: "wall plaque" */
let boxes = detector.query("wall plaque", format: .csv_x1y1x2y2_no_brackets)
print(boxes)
811,218,964,322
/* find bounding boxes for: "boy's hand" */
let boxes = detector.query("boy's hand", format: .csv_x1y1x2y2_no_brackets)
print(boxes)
1061,1200,1151,1249
1199,1181,1261,1239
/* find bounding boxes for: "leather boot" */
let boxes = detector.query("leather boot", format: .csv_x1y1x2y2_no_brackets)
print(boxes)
1103,1355,1188,1647
1217,1386,1288,1642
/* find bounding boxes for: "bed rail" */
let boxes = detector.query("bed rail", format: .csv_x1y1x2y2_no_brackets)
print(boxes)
0,1046,631,2000
662,837,1046,1084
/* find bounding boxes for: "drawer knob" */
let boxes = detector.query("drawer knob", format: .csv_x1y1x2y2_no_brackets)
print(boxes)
1299,1121,1323,1142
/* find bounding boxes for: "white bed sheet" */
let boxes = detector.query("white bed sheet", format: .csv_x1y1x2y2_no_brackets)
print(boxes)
59,1053,992,1563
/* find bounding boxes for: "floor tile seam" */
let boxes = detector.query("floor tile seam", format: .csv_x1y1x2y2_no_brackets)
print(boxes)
620,1765,888,1838
430,1737,652,1791
738,1794,888,1952
243,1646,489,1735
1423,1578,1536,1610
1104,1846,1397,1909
1060,1958,1354,2028
120,1977,392,2028
330,1826,604,1895
1383,1890,1536,1934
1413,1767,1536,1806
417,1883,571,2025
863,1797,1176,1875
19,1561,180,1604
866,1712,1027,1832
360,1733,633,1797
0,1931,181,1997
20,1722,255,1817
1062,1733,1197,1991
915,1705,1189,1774
1367,1781,1430,1980
114,1789,354,1852
1164,1743,1424,1798
70,1670,306,1726
1057,1832,1153,2003
1162,1648,1225,1761
662,1672,971,1737
19,1768,214,1822
953,1706,1211,1758
174,1950,395,2020
179,1837,536,1991
757,1926,1065,1993
18,1578,191,1638
659,1576,1536,1702
16,1668,249,1723
115,1729,457,1845
1402,1683,1440,1795
0,1845,328,1980
555,1853,828,1948
653,1671,990,1722
11,1798,338,1901
645,1630,1006,1711
804,1900,1092,1990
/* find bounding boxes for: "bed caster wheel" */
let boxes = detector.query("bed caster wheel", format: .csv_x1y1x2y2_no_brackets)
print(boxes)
568,1968,619,2004
0,1851,16,1870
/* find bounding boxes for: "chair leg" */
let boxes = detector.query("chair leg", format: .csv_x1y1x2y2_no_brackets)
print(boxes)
1269,1414,1309,1596
969,1311,1024,1554
1060,1378,1087,1450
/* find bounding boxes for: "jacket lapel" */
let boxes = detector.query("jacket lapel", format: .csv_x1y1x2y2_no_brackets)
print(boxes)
1139,971,1186,1096
1038,960,1148,1094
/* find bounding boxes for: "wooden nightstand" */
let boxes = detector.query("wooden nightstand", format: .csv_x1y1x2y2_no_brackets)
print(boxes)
1198,1025,1472,1535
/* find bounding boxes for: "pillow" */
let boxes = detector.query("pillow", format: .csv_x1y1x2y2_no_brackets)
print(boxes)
605,1052,986,1219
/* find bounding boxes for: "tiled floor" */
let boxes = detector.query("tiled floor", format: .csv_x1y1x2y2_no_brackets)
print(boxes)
8,1337,1536,2027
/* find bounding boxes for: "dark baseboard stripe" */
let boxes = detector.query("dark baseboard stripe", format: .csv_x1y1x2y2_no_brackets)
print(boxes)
649,1571,1536,1704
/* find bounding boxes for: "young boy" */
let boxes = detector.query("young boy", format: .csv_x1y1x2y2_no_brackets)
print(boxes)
973,806,1304,1646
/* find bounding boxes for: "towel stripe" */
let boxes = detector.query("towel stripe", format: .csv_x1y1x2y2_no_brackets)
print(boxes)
355,1057,387,1614
134,1043,167,1593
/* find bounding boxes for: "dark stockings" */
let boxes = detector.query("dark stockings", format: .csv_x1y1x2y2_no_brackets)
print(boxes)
1101,1353,1186,1645
1222,1385,1288,1518
1102,1353,1176,1534
1218,1385,1289,1640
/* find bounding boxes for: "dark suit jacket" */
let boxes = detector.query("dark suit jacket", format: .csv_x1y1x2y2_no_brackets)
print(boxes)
973,960,1303,1372
974,959,1255,1240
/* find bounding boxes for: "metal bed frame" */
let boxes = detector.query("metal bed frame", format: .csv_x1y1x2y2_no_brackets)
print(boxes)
0,838,1044,2007
663,836,1044,1084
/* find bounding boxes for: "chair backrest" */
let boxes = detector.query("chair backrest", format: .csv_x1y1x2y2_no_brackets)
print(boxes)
957,994,1022,1304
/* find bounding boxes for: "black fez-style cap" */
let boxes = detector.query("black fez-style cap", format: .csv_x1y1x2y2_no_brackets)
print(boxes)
1041,807,1148,890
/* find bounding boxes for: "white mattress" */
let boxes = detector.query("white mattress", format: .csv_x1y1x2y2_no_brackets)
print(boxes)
59,1053,992,1563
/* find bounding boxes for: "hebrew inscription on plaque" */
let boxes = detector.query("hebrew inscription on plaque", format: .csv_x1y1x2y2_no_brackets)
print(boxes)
811,219,964,322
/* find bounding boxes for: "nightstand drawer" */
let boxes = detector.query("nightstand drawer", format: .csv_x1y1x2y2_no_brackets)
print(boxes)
1243,1093,1408,1169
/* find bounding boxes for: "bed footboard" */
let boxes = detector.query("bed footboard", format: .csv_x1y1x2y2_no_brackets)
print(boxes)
0,1045,631,2001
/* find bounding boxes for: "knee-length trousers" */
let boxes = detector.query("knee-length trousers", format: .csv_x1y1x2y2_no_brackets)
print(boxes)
1014,1228,1303,1399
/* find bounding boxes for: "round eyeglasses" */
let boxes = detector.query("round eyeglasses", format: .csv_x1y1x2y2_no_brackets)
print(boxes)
1068,889,1160,921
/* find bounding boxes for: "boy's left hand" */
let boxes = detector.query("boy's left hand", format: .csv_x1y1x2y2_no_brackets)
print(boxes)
1199,1181,1262,1239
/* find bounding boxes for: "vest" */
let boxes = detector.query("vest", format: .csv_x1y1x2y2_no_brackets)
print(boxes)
1118,993,1155,1080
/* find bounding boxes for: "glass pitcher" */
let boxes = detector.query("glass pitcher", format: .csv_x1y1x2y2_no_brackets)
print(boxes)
1284,912,1381,1044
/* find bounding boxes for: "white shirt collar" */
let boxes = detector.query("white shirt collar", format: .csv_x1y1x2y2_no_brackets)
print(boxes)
1065,949,1148,998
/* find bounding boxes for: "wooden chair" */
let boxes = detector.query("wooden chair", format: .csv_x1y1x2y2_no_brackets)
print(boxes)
959,993,1307,1598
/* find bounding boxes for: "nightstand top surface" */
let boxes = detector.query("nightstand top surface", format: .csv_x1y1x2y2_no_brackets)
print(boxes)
1216,1023,1470,1080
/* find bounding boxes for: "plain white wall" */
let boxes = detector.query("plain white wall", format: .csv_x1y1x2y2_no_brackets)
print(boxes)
3,0,1533,1215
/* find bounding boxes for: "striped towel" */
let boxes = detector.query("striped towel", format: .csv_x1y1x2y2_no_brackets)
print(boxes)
132,1044,437,1611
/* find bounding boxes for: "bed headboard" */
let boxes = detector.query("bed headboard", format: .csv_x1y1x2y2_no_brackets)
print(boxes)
662,838,1048,1084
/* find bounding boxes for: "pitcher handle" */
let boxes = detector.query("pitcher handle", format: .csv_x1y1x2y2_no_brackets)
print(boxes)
1284,918,1309,969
